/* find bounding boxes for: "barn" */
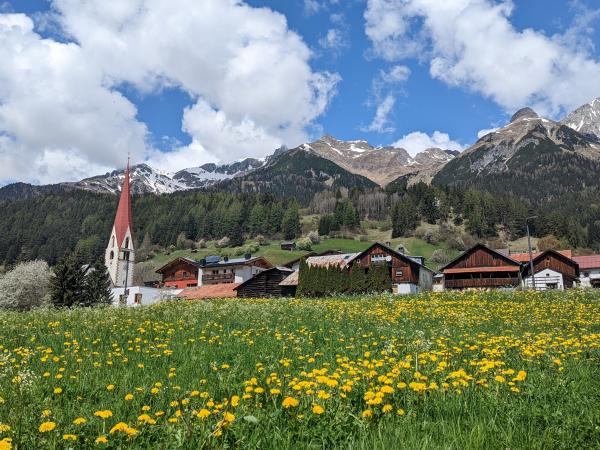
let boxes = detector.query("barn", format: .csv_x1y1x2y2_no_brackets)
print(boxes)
520,250,579,290
155,257,201,289
352,242,434,294
442,244,522,290
235,267,296,298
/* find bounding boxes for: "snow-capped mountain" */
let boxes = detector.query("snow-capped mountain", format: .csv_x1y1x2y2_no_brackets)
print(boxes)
301,135,455,186
561,97,600,142
72,159,265,195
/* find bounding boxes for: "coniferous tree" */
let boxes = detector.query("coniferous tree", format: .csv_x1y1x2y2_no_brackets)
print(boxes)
49,255,86,308
281,202,301,240
83,260,114,307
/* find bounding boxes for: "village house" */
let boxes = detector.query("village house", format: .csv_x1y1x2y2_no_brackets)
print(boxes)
176,283,240,300
441,244,522,290
155,257,201,288
573,255,600,288
197,255,272,285
351,242,434,294
513,250,579,290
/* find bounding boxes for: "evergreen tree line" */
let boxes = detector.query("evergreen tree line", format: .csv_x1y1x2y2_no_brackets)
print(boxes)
318,198,361,235
297,261,391,297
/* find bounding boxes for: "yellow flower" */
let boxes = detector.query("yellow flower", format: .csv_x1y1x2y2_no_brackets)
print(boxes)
312,405,325,415
361,409,373,419
197,409,211,419
282,397,299,408
270,388,281,395
141,405,151,412
106,384,115,391
109,422,129,434
382,404,393,413
62,434,77,441
0,437,12,450
73,417,87,425
0,424,10,433
53,387,62,394
124,394,134,401
150,388,159,395
230,395,240,407
39,421,56,433
397,409,406,416
94,410,113,420
42,410,52,417
223,412,235,423
137,414,156,425
494,375,506,383
95,435,108,444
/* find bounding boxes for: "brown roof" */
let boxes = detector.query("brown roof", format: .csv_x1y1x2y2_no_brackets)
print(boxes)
305,253,359,268
279,270,299,286
510,250,572,262
176,283,240,299
573,255,600,270
444,266,521,274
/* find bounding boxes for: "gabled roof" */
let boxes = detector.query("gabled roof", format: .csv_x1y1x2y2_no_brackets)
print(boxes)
113,161,133,248
354,242,435,274
233,267,294,290
510,249,572,262
156,257,201,274
573,254,600,270
521,249,579,277
282,250,343,268
199,255,273,269
279,270,299,286
441,243,521,271
305,253,359,268
176,283,240,299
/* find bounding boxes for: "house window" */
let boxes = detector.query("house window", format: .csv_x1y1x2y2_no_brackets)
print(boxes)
584,272,590,277
119,295,127,306
183,271,189,278
395,270,403,277
125,237,130,249
134,293,143,304
110,251,114,260
212,270,218,275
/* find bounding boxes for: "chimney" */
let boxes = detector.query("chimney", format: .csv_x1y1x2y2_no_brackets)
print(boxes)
385,241,391,248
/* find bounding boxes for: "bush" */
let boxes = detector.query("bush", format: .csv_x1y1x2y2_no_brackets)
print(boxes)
447,235,466,251
195,239,207,249
216,237,231,248
307,231,321,245
255,235,268,246
0,260,51,310
538,235,564,252
429,249,453,266
423,228,441,245
297,237,313,252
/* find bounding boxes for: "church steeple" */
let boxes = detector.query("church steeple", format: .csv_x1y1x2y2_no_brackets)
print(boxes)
105,159,135,288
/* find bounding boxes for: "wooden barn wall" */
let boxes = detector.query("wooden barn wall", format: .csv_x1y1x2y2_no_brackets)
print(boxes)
160,261,198,282
237,271,293,298
533,255,578,280
449,248,516,269
355,244,419,284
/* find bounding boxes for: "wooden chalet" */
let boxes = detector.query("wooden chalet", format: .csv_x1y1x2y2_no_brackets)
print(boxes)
156,257,201,289
352,242,434,294
442,244,522,290
520,249,579,290
235,267,296,298
198,255,272,285
573,254,600,288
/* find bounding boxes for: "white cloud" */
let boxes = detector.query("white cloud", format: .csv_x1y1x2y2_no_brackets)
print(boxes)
364,0,600,116
393,131,464,156
0,1,339,184
362,95,396,133
319,28,347,51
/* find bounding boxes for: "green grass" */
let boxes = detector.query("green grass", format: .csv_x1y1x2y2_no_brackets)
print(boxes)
0,290,599,449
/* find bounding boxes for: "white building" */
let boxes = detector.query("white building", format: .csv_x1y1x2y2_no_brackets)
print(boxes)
573,255,600,288
112,286,181,307
104,161,135,288
197,255,273,286
523,268,566,291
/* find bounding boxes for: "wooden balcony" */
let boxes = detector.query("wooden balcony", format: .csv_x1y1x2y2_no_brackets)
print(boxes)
445,277,520,289
202,273,235,284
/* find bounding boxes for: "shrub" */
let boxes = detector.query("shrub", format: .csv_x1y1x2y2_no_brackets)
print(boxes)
195,239,207,249
255,235,268,246
307,231,321,245
429,249,453,266
297,237,313,252
216,237,231,248
0,260,51,310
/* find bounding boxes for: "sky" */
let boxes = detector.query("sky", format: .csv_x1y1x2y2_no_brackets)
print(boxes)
1,0,600,185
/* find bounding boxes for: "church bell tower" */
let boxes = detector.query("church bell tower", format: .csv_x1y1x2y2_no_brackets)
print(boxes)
105,160,135,287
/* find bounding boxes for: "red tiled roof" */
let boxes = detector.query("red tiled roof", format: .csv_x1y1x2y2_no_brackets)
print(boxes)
176,283,240,299
573,255,600,270
444,266,521,274
510,250,572,262
113,161,133,248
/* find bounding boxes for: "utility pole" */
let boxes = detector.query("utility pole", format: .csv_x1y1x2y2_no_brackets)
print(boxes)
123,248,130,301
526,216,538,290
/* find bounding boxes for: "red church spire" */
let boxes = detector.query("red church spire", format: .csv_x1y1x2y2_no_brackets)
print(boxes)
113,158,133,248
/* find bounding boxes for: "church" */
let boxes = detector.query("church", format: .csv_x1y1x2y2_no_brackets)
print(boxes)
105,161,177,306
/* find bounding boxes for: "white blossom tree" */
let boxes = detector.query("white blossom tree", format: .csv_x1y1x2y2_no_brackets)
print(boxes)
0,260,51,310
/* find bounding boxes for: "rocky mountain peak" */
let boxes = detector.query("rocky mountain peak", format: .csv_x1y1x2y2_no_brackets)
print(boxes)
561,97,600,142
511,107,539,122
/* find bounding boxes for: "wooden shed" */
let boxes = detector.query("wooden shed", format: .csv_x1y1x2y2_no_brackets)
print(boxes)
280,242,297,251
521,249,579,290
235,267,296,298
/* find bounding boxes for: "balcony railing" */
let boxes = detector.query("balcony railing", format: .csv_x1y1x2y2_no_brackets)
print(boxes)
445,278,520,289
202,273,235,284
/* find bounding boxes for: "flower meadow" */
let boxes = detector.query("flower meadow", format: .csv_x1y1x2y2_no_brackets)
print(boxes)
0,290,599,449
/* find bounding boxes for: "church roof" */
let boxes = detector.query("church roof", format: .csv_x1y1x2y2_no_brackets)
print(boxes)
113,161,133,248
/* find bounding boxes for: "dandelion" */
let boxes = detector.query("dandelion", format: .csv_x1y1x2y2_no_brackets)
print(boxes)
106,384,115,391
124,394,134,401
282,397,299,408
62,434,77,441
73,417,87,425
95,436,108,444
38,422,56,433
94,410,113,420
0,424,10,433
382,404,393,413
312,405,325,414
53,387,62,394
0,438,12,450
197,409,211,419
361,409,373,419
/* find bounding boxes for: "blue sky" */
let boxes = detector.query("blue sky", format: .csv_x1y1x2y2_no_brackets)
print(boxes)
2,0,600,183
